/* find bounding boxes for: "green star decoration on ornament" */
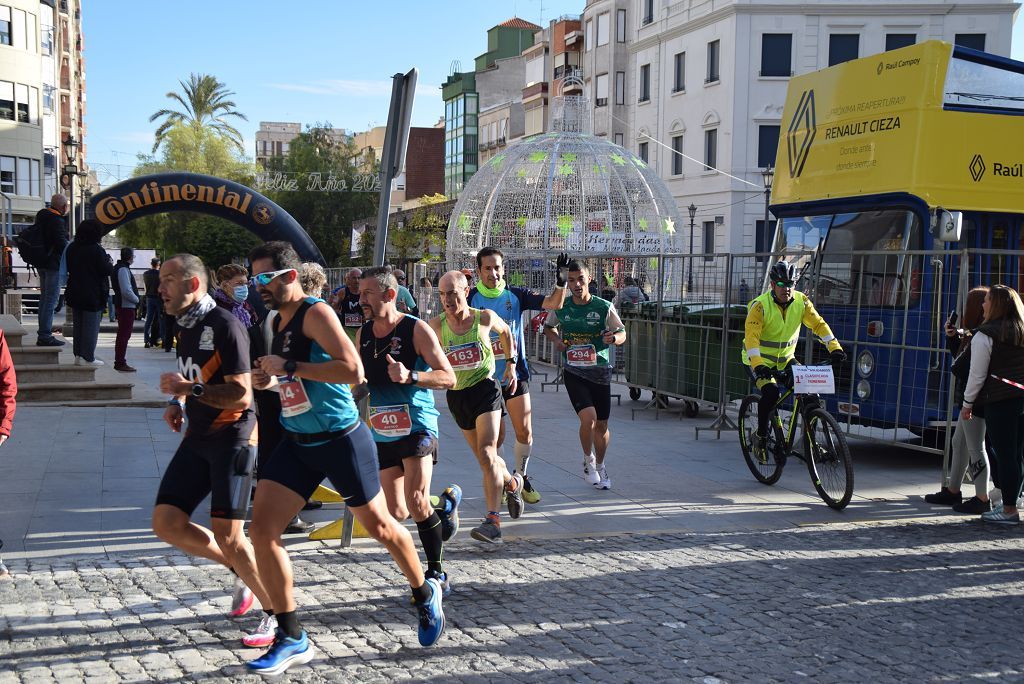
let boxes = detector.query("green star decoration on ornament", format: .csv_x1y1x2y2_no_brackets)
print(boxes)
516,167,528,177
490,153,507,168
557,215,574,237
558,162,574,176
592,164,606,175
638,218,649,232
632,156,647,168
516,216,528,228
610,153,627,166
458,214,473,233
561,152,577,163
663,217,675,234
529,151,548,163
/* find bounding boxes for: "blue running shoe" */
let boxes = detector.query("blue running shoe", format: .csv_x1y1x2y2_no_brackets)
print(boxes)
439,484,462,542
416,577,446,647
424,569,452,598
247,629,315,675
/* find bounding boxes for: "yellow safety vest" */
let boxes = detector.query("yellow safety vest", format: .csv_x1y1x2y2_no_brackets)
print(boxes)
742,290,807,369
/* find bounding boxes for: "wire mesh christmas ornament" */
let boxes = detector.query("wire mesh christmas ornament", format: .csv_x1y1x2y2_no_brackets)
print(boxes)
446,96,684,280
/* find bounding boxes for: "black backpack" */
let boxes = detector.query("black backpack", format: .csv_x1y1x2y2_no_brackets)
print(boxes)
13,222,48,268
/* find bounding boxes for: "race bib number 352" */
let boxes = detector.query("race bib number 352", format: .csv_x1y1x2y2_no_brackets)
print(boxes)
368,404,412,437
446,342,483,371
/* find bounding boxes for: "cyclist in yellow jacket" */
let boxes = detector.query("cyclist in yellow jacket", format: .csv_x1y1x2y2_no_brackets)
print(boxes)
743,261,846,462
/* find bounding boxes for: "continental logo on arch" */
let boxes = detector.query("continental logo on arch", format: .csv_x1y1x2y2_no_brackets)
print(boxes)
95,180,255,225
787,89,816,178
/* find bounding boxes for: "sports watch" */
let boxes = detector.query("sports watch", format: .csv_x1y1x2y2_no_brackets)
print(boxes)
408,370,420,385
190,383,205,397
283,359,298,376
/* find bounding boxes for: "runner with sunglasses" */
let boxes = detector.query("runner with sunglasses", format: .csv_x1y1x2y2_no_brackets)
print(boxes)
245,242,444,675
742,261,846,465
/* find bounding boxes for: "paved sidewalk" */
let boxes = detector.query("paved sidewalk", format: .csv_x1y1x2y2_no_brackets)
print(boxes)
1,326,1021,681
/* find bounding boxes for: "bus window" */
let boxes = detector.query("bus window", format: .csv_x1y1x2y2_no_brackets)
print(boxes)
779,209,922,308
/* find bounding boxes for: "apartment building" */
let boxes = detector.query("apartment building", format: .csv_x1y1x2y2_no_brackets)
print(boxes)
627,0,1018,257
0,0,86,228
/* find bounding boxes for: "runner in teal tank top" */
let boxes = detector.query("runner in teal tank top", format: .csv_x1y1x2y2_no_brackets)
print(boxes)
544,260,626,492
248,242,446,673
429,270,525,545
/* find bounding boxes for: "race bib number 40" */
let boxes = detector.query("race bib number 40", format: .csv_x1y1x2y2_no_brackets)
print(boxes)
792,365,835,395
368,404,412,437
446,342,483,371
566,344,597,367
278,376,313,417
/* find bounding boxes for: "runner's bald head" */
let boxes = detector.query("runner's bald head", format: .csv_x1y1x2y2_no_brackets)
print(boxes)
440,270,468,290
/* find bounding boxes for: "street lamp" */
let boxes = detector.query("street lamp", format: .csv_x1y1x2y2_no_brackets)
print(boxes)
62,135,80,236
761,164,775,258
687,203,697,293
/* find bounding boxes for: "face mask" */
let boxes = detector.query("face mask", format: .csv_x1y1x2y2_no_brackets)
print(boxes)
232,285,249,302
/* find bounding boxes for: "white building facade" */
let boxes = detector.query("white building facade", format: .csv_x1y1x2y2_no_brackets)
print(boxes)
586,0,1019,259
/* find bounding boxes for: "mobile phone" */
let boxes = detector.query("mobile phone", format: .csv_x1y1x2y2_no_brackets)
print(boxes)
948,310,958,325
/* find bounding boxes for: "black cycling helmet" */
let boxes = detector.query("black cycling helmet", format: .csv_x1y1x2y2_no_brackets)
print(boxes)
768,260,798,286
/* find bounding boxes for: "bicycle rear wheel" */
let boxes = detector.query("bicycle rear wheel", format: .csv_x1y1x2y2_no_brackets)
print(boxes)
738,394,784,485
803,408,854,509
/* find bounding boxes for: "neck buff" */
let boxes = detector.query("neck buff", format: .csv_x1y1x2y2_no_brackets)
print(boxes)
177,293,217,329
476,279,506,299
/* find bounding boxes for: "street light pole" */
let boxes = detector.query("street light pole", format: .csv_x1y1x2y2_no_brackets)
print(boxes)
62,135,79,237
761,164,774,258
687,203,697,294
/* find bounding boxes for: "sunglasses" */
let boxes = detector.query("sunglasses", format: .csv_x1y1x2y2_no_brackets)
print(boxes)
253,268,296,286
774,281,794,288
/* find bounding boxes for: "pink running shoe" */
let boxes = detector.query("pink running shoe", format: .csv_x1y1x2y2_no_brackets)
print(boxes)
229,577,255,617
243,614,277,648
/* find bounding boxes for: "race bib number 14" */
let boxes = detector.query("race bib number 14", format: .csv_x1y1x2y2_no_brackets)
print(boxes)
278,376,313,417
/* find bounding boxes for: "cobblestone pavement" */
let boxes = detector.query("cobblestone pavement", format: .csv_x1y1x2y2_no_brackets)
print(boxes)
1,518,1021,683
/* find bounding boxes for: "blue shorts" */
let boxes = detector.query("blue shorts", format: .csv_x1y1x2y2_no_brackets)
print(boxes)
260,421,381,507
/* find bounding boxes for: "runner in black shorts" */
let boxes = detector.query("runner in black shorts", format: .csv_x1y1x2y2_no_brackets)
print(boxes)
152,253,272,644
357,266,462,594
246,242,445,676
430,270,525,544
544,260,626,491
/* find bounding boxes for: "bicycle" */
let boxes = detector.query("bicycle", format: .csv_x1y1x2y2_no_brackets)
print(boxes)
737,362,855,510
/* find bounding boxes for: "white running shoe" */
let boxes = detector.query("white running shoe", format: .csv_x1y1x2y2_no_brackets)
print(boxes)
229,577,255,617
78,358,104,367
584,453,600,485
594,464,611,490
243,614,278,648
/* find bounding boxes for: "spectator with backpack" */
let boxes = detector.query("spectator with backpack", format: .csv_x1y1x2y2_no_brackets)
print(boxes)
17,194,69,346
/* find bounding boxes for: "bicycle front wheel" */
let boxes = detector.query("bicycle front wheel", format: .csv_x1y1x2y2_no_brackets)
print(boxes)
803,408,854,509
738,394,784,485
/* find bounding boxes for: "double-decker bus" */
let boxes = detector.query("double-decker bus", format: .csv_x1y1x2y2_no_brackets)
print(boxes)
769,40,1024,446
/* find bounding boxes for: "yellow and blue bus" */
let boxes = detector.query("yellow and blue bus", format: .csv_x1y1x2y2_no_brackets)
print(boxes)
770,40,1024,441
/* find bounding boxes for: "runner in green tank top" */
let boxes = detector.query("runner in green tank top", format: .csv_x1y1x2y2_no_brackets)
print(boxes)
429,270,525,544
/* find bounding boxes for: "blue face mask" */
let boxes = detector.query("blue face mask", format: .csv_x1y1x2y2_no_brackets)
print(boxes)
232,285,250,302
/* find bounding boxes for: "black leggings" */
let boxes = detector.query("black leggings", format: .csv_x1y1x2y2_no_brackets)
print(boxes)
757,382,780,437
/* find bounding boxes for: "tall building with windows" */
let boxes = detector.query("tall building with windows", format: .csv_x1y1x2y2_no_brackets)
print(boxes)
580,0,631,147
628,0,1018,257
0,0,85,228
443,17,540,198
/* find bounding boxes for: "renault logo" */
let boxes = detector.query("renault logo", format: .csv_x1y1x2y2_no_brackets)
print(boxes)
969,154,986,182
787,90,816,178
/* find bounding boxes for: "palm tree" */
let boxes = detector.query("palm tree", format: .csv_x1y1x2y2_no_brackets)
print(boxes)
149,74,248,153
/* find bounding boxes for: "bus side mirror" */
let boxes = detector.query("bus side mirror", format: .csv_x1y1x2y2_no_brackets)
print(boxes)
931,208,962,242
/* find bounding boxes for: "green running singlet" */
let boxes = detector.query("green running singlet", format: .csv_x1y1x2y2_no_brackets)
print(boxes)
440,309,494,391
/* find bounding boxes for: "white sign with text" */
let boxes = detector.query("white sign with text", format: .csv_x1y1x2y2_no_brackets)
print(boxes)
791,365,835,395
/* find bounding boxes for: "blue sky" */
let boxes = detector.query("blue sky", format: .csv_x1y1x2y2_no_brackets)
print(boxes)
84,1,1024,188
83,0,582,186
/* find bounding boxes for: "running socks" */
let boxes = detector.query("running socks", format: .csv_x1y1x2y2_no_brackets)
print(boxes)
487,511,501,525
514,441,532,476
416,512,444,575
430,495,453,515
411,582,431,604
276,610,302,640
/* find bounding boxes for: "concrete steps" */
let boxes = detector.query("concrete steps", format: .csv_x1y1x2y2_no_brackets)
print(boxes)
12,363,98,383
1,314,137,404
10,346,61,366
